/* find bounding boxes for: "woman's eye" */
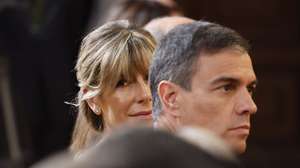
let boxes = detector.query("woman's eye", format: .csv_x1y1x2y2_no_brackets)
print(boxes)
116,79,128,88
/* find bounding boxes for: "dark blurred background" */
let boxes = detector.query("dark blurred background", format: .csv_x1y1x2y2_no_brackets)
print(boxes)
0,0,299,167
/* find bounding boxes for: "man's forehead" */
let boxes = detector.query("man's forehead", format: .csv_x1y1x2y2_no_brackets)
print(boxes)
192,49,256,83
196,48,253,68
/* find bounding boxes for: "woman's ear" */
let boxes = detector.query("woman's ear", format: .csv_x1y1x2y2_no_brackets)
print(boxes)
86,99,101,115
157,81,181,117
83,88,101,115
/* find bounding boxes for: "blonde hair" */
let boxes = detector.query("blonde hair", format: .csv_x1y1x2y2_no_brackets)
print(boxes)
70,20,156,153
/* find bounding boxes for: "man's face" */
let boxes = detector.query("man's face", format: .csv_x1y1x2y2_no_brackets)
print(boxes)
177,48,257,153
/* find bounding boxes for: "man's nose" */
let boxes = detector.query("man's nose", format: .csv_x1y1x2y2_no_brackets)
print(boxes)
235,88,257,115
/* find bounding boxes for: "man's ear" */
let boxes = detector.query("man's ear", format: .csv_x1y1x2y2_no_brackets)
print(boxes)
83,88,101,115
158,81,181,117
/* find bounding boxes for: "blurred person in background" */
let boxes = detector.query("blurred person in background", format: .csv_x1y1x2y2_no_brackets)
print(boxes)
71,127,240,168
105,0,183,27
32,126,241,168
144,16,194,42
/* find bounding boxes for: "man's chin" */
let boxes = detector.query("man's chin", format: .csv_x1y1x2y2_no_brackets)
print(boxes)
230,140,247,154
223,136,247,154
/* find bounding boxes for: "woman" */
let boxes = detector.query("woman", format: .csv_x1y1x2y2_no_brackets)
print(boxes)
70,20,156,154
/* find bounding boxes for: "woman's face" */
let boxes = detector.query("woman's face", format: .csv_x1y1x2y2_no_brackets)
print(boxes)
95,74,152,132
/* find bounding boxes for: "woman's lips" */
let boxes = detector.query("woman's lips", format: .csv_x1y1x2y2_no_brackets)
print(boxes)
128,111,152,118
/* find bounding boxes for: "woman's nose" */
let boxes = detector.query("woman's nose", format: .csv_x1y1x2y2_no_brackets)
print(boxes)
136,76,152,103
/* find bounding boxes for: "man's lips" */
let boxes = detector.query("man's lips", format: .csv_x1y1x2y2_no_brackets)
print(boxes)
128,111,152,117
228,124,250,135
229,125,250,130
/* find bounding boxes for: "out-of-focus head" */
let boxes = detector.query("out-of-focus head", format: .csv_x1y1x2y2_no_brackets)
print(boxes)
32,127,241,168
144,16,195,42
150,21,257,153
67,127,241,168
71,20,156,152
106,0,183,27
30,151,73,168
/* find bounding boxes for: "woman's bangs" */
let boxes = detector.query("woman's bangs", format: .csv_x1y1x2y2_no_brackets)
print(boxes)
101,33,154,91
116,46,151,86
127,42,152,79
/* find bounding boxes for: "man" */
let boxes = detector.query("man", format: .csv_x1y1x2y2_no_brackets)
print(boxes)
144,16,194,42
149,21,258,154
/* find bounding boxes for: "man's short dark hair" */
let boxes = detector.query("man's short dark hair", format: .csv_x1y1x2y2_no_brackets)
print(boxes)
149,21,250,120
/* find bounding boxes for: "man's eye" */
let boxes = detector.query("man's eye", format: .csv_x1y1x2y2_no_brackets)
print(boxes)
222,84,235,92
247,85,256,95
116,79,128,88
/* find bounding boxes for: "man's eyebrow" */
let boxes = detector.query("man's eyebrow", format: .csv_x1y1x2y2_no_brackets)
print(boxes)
249,80,258,87
210,76,258,86
210,76,240,85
